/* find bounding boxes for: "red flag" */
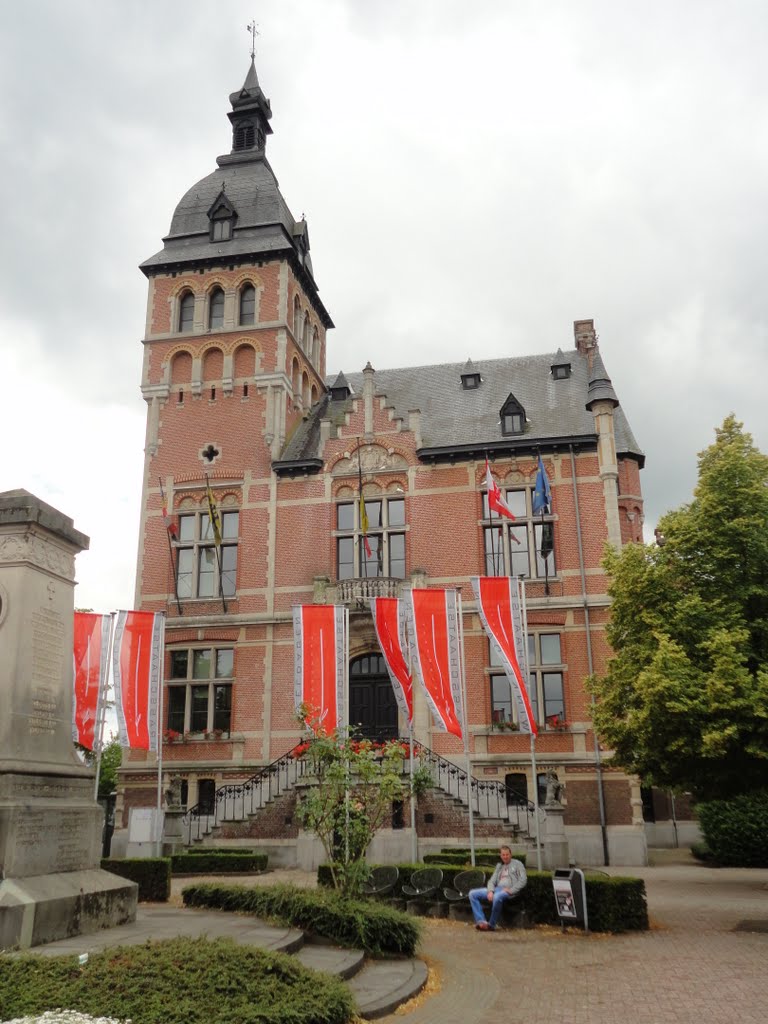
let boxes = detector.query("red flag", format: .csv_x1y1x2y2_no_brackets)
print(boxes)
407,589,463,739
370,597,413,724
293,605,346,733
484,458,516,522
161,489,178,539
112,611,164,750
472,576,538,736
73,612,111,750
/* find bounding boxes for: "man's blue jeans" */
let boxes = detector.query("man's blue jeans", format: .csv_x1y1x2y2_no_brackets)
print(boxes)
468,886,513,929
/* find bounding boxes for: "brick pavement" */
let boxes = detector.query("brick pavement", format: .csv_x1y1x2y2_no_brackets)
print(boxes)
381,864,768,1024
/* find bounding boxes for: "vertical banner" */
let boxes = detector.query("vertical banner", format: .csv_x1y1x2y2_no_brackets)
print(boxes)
471,576,538,736
407,588,463,739
112,611,164,751
72,612,112,750
370,597,413,724
293,605,346,733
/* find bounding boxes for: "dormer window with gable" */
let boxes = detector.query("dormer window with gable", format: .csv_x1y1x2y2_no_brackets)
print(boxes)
500,394,526,436
551,362,571,380
460,359,481,390
208,191,237,242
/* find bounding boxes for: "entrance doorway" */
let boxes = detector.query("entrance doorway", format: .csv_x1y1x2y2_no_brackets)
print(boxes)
349,654,399,742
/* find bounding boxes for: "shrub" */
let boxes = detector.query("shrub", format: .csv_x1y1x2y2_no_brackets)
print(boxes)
184,846,255,855
182,882,421,956
0,936,355,1024
101,858,170,902
171,852,268,874
697,790,768,866
424,851,526,869
691,841,714,862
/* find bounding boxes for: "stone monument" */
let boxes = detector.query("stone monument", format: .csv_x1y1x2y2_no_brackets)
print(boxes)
0,489,137,949
542,768,570,870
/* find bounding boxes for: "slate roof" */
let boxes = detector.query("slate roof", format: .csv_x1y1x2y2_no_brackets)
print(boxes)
278,348,643,466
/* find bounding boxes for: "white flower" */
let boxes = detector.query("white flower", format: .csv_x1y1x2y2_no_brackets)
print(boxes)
2,1011,130,1024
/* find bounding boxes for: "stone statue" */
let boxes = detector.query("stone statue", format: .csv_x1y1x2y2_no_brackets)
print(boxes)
164,773,183,810
544,768,565,807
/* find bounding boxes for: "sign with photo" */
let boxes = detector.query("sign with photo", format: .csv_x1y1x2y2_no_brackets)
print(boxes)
553,877,577,919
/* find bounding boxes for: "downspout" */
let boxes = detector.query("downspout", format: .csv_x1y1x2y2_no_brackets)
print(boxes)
569,444,610,866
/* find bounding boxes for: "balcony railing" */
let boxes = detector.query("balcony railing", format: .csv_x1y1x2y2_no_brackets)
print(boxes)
335,576,402,605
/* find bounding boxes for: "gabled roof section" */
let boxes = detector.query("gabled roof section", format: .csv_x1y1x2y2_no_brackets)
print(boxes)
207,189,237,220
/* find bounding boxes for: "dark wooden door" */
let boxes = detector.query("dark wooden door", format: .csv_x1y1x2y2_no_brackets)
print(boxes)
349,654,399,741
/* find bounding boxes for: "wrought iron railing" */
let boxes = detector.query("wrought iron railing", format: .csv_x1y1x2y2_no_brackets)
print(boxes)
182,744,311,843
181,737,542,845
412,741,542,839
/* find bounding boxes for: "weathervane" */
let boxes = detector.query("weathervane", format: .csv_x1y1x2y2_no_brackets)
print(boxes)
246,20,260,60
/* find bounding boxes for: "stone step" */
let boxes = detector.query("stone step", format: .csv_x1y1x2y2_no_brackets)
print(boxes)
348,957,429,1019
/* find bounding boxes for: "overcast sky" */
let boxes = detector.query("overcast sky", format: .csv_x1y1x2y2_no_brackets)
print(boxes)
2,0,767,614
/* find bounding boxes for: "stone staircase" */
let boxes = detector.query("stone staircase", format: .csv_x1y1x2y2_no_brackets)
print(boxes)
183,741,542,850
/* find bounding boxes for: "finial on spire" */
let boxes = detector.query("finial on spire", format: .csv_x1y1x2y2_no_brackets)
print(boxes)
246,20,259,61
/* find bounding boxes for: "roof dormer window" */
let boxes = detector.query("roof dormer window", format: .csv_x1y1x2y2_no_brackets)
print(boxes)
460,359,481,390
207,191,237,243
500,393,526,436
551,363,571,380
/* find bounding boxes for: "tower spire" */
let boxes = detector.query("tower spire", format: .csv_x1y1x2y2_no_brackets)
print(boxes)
226,38,272,158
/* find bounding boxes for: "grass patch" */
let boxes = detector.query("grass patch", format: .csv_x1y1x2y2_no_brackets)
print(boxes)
0,937,355,1024
182,882,421,956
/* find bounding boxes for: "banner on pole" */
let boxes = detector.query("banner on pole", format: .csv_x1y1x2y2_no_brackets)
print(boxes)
73,612,112,750
112,611,164,751
407,588,463,739
471,576,538,736
370,597,413,724
293,605,346,733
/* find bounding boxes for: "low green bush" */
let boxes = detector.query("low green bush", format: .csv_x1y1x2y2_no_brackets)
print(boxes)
691,841,714,862
184,846,255,855
101,857,170,902
697,790,768,867
318,863,647,932
182,882,422,956
424,851,526,869
0,936,355,1024
171,852,268,874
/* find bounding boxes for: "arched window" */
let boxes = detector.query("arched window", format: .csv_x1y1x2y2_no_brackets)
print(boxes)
303,313,311,352
209,288,225,329
293,297,302,342
178,292,194,333
312,327,320,365
239,284,256,326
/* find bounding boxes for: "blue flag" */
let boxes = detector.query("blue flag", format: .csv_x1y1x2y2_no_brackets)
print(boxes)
532,456,551,515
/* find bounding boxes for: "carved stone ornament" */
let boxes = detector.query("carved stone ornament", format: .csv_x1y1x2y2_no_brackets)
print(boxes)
0,533,75,580
333,445,407,476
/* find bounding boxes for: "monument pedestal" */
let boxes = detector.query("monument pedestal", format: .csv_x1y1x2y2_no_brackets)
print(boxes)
0,490,137,949
543,803,570,870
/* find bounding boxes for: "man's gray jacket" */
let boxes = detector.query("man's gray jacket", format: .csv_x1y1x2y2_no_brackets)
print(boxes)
488,858,527,896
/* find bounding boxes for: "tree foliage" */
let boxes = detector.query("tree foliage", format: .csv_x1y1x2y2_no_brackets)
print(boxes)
294,706,411,896
590,416,768,799
77,736,123,799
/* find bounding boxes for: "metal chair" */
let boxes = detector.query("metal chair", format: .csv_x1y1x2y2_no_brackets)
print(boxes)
361,865,399,898
443,868,485,902
401,867,443,900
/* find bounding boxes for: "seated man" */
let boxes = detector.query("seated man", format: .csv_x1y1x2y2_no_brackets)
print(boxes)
469,845,527,931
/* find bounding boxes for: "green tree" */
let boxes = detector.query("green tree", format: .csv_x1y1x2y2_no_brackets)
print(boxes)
76,737,123,799
590,416,768,799
294,708,411,896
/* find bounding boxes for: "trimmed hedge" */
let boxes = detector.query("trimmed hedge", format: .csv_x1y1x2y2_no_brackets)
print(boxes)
101,857,170,902
182,882,422,956
185,846,255,855
697,790,768,867
0,936,355,1024
318,863,648,932
424,851,527,869
171,852,268,874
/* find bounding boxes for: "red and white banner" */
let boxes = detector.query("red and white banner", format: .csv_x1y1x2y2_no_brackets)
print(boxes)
112,611,164,751
406,589,463,739
370,597,413,725
293,605,347,733
471,576,538,736
72,612,112,750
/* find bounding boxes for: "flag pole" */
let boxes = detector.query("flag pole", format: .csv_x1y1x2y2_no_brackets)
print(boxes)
456,589,476,867
408,719,417,863
518,576,542,870
159,478,182,615
92,613,116,801
357,438,370,579
155,612,166,857
343,605,351,869
205,475,227,614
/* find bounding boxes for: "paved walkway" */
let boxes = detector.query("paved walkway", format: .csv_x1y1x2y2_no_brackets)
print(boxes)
16,862,768,1024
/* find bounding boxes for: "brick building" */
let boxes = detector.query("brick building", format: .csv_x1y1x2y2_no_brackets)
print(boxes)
116,57,677,866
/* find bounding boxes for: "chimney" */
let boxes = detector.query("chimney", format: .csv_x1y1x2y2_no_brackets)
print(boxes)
574,319,597,357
